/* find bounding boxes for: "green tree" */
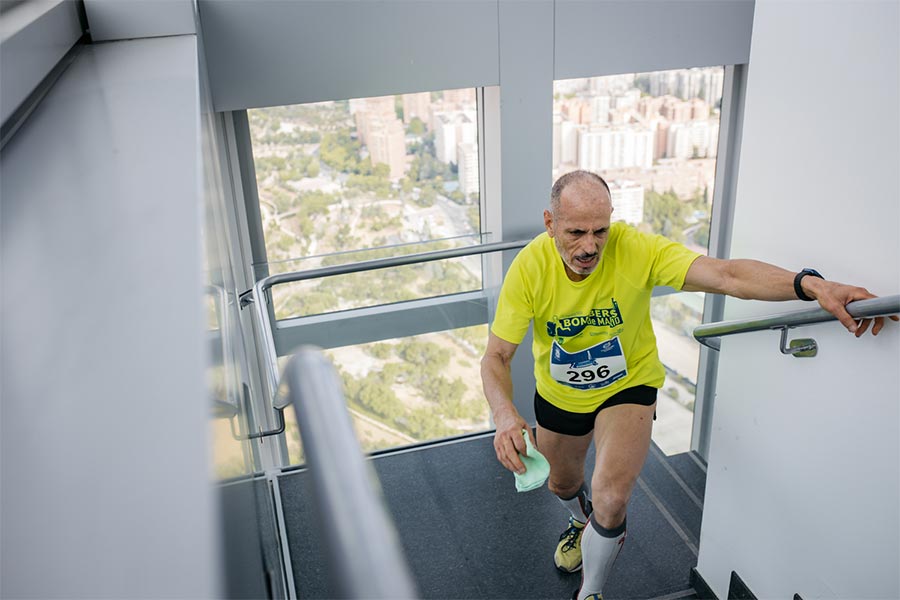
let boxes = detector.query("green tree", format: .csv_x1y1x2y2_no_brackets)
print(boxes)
346,372,403,420
398,340,451,368
347,172,391,196
643,190,690,241
415,186,436,207
319,129,362,173
298,189,340,217
366,343,394,360
435,378,467,418
283,289,338,316
422,262,477,295
468,205,480,232
695,222,710,248
407,117,426,136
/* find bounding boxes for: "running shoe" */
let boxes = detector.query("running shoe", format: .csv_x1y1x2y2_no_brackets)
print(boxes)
554,516,586,573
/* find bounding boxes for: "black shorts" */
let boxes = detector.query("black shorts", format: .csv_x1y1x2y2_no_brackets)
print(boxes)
534,385,658,436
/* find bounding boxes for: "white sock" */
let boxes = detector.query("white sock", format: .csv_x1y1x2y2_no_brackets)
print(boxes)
577,515,626,599
557,482,592,523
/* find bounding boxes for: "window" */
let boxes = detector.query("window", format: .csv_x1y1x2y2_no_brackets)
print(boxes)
206,292,251,479
552,67,726,454
282,324,491,464
247,89,483,320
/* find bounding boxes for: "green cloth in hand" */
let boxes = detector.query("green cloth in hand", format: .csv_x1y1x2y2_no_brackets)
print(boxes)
514,429,550,492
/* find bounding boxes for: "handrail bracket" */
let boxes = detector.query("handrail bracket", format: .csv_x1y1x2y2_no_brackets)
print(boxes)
777,326,818,358
239,288,255,309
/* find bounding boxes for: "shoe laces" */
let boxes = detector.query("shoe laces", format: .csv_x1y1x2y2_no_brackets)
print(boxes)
559,517,583,552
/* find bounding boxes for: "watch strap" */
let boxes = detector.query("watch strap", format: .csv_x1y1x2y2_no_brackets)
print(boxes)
794,268,824,301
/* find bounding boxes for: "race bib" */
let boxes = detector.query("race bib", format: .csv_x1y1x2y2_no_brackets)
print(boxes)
550,337,627,390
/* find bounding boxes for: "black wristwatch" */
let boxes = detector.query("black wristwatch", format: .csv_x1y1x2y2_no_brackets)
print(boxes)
793,268,824,301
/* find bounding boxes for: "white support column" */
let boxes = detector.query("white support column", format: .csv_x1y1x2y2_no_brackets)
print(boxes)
497,0,555,421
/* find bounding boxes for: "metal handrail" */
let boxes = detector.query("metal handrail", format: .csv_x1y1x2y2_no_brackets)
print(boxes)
207,284,286,440
693,294,900,351
281,347,418,598
249,238,531,412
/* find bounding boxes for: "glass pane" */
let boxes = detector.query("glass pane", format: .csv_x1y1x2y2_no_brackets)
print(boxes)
282,323,490,465
552,67,723,254
269,235,484,320
552,67,726,454
206,294,252,479
650,291,703,454
209,365,248,479
248,89,482,319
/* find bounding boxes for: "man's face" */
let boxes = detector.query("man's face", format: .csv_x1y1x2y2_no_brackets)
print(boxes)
544,180,613,282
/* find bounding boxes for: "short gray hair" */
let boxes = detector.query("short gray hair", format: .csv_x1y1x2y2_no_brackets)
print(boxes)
550,170,611,215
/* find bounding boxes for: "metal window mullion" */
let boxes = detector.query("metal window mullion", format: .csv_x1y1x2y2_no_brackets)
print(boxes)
214,110,267,470
479,86,504,321
217,109,269,468
230,110,271,282
692,64,748,460
477,86,489,288
224,109,289,469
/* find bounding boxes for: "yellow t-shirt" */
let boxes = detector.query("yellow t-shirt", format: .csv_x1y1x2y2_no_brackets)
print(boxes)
491,222,701,413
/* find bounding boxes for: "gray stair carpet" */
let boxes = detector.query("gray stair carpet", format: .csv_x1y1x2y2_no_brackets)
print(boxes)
278,433,706,599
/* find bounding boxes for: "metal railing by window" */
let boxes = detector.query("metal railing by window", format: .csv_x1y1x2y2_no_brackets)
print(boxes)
693,295,900,357
280,347,418,598
242,239,531,436
207,284,242,438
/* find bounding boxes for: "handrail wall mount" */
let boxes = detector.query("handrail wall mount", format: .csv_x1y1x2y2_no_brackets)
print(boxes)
693,295,899,358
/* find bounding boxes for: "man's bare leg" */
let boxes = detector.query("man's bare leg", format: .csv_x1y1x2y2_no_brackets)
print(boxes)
577,402,656,599
537,424,594,504
537,425,594,571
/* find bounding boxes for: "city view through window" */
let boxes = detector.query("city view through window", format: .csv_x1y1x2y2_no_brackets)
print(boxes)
553,67,725,453
248,89,483,320
232,69,726,470
248,89,493,463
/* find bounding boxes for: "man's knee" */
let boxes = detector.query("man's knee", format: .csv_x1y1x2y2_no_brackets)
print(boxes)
590,477,632,524
547,478,582,500
548,476,584,500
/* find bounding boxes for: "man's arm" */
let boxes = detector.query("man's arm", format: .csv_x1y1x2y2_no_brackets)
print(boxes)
683,256,897,336
481,333,534,474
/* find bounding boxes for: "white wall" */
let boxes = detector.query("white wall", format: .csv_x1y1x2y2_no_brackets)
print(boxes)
696,2,900,598
0,35,217,597
199,0,501,111
0,0,83,125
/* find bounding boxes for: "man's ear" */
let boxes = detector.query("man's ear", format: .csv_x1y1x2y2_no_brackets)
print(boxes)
543,210,554,237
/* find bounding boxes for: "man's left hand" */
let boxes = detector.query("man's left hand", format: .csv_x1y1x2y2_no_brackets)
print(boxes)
805,278,899,337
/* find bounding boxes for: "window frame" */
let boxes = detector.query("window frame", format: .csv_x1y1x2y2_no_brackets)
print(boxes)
548,64,743,459
227,69,743,466
235,87,502,355
692,64,747,459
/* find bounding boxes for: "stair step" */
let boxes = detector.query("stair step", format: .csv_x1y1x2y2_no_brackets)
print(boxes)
666,451,708,503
